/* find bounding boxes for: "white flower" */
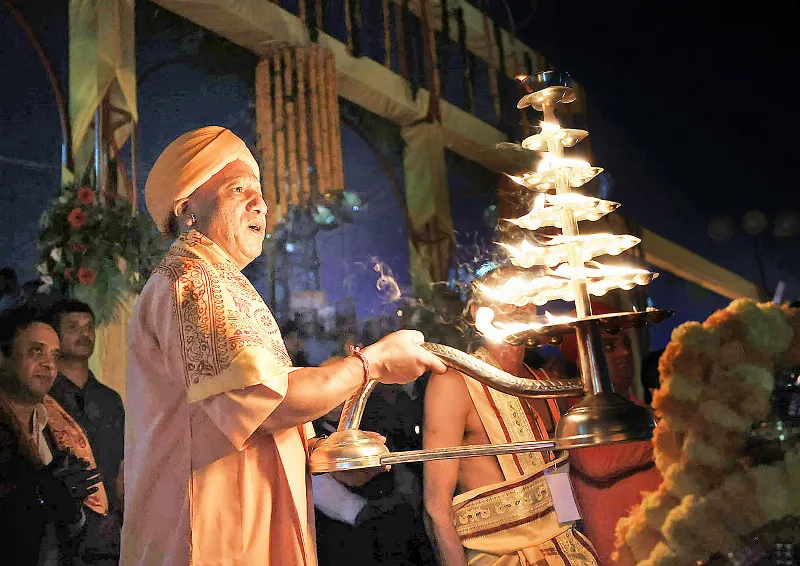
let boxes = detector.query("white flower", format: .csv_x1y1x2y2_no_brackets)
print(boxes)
50,247,63,263
38,275,54,293
58,194,69,204
39,211,50,228
36,262,49,276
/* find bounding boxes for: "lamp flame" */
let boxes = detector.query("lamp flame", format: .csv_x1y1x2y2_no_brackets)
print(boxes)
473,79,660,346
475,307,545,344
506,193,620,230
499,233,641,268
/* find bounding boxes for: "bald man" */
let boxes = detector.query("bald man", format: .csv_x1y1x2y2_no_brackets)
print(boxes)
122,127,446,565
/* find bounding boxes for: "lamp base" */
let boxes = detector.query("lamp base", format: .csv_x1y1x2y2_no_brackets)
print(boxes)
555,393,655,449
308,429,389,474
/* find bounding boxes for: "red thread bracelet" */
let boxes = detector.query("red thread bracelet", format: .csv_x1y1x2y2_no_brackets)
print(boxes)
349,345,371,384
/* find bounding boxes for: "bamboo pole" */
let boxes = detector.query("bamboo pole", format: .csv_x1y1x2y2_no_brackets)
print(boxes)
395,1,408,80
419,0,441,122
297,47,311,205
481,10,501,120
308,46,324,205
344,0,354,53
315,0,324,33
382,0,391,67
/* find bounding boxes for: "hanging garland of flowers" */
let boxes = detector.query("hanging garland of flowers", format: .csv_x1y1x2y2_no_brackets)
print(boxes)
36,185,165,324
613,299,800,566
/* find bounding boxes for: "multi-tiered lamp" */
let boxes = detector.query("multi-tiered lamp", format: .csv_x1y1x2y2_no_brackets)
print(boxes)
474,70,672,448
308,70,673,473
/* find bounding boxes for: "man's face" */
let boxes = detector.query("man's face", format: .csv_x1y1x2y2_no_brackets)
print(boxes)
188,160,267,269
3,322,60,403
58,312,95,359
283,330,301,353
603,331,634,394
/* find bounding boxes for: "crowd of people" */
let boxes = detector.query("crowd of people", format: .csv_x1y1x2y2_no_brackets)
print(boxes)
0,127,668,565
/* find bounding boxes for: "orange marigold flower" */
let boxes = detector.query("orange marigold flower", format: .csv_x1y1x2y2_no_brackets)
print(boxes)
77,187,95,206
77,267,96,285
64,267,77,282
67,207,86,228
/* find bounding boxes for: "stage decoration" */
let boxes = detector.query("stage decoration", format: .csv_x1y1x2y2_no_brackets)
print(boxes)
36,184,164,324
308,70,671,474
255,45,345,233
68,0,138,195
614,299,800,566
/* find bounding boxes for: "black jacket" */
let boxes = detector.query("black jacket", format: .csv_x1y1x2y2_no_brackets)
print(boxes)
0,417,83,565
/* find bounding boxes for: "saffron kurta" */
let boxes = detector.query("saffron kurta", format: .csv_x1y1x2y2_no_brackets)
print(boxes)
121,230,316,566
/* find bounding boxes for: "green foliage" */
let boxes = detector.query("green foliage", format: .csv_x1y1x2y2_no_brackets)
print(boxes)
36,185,166,324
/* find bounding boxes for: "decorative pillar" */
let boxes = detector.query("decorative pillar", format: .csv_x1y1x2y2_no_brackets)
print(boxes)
402,122,455,292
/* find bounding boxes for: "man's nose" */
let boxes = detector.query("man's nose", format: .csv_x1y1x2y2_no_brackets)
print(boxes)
248,189,268,215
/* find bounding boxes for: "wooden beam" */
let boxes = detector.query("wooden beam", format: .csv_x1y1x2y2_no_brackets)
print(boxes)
151,0,525,174
639,228,762,301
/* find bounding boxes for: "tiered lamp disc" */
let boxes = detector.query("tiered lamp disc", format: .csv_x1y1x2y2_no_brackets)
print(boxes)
476,70,674,448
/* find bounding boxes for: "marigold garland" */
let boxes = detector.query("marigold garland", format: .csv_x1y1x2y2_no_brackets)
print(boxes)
613,299,800,566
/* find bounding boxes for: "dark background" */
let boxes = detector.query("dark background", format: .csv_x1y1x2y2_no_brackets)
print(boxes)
2,0,798,347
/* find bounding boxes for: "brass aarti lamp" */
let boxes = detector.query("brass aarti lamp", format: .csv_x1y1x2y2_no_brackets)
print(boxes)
309,70,672,474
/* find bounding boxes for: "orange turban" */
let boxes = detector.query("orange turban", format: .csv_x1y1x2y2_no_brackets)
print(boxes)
559,301,615,364
145,126,260,233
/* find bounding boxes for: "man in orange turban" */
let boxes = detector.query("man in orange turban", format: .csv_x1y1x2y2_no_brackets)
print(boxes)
123,127,447,565
559,302,662,565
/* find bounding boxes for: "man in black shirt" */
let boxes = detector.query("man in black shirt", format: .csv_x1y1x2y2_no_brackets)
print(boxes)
47,299,124,566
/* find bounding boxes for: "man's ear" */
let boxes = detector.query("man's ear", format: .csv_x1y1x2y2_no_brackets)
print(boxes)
173,198,190,219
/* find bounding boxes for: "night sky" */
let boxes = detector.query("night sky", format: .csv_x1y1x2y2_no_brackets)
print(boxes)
1,0,798,348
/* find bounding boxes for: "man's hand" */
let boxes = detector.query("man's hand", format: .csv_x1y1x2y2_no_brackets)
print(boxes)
330,431,390,487
362,330,447,384
37,453,102,526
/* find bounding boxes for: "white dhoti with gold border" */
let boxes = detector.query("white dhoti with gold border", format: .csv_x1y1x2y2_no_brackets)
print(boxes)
452,348,600,566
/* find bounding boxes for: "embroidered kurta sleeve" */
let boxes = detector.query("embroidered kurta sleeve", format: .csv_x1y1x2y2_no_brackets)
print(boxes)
147,245,294,449
153,232,293,404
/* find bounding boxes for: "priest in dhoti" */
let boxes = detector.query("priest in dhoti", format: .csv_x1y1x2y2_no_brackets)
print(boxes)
121,126,447,566
423,266,599,566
